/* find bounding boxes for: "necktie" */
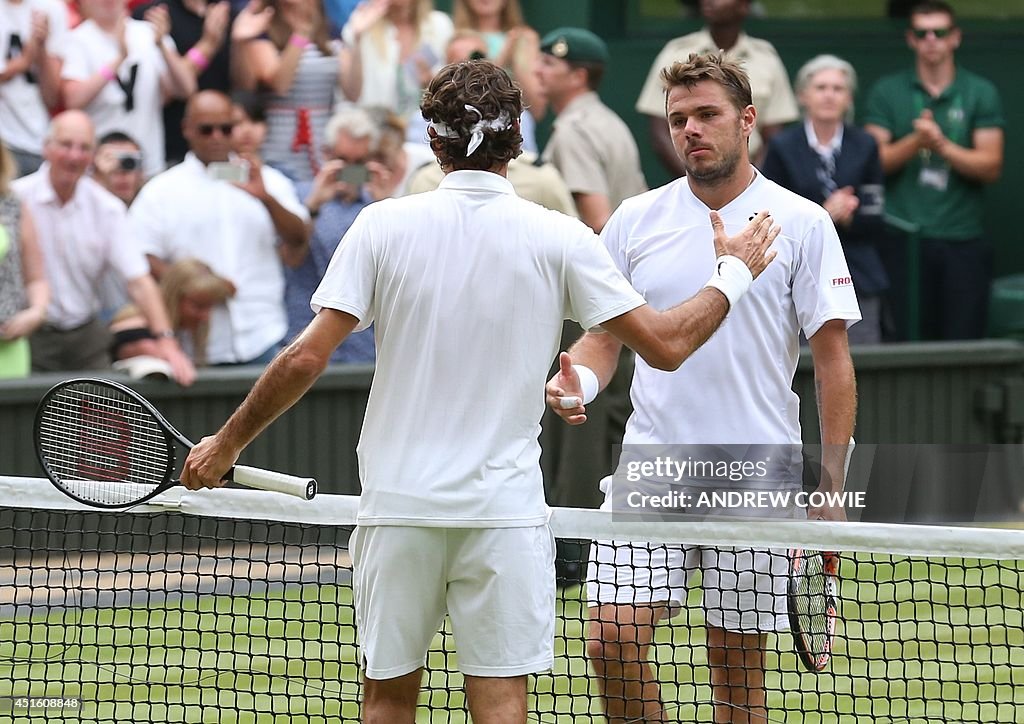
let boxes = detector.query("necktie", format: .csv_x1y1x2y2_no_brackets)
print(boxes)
816,149,838,199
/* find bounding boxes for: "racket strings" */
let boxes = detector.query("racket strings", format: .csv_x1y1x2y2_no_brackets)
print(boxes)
37,383,173,505
793,552,837,658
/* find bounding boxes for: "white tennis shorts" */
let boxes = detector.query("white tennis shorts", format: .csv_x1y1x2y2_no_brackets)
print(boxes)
350,524,555,680
587,476,800,633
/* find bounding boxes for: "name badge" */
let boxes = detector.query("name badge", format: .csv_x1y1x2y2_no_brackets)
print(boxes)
918,166,949,192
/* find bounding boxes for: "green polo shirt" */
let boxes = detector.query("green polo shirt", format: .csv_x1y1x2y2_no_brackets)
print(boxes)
864,67,1004,240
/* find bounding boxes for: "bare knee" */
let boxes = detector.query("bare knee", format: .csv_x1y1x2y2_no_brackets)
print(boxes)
363,669,421,724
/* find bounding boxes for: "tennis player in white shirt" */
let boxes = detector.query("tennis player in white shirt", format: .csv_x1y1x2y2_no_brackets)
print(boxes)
180,59,779,723
546,53,859,724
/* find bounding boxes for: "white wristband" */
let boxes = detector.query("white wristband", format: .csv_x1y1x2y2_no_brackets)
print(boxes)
704,255,753,308
573,364,599,405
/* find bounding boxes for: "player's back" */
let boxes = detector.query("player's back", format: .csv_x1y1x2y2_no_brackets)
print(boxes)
314,170,639,526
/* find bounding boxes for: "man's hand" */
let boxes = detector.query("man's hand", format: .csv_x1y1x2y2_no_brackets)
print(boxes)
913,109,947,153
181,434,238,490
232,154,269,202
545,352,587,425
365,159,396,201
710,209,779,279
305,159,349,213
157,336,197,386
807,484,848,522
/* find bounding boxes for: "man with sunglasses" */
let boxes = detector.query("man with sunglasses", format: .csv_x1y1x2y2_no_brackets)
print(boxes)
865,0,1004,341
131,90,311,365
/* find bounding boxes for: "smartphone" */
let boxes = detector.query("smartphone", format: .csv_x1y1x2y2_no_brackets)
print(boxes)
208,160,250,183
336,163,369,186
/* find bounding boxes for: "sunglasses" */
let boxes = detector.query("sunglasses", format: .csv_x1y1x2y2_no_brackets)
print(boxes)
197,123,235,137
911,27,953,39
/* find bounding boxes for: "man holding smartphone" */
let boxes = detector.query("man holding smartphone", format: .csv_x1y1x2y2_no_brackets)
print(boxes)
282,105,388,363
131,90,311,366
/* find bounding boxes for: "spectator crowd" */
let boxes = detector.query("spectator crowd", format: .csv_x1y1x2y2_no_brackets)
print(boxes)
0,0,1007,383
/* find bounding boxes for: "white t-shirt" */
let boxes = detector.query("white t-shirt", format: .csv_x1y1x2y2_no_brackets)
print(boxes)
61,19,172,177
602,170,860,447
311,170,646,527
0,0,68,154
132,154,310,363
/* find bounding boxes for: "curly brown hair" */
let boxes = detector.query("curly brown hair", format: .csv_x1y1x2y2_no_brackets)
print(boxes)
420,60,523,171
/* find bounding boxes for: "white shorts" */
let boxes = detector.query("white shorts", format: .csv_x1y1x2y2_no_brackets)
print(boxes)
350,525,555,680
587,540,790,633
587,475,799,633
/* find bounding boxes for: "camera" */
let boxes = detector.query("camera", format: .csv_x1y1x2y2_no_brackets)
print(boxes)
116,153,142,172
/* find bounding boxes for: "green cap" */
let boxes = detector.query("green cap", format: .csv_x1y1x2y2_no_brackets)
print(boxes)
539,27,609,64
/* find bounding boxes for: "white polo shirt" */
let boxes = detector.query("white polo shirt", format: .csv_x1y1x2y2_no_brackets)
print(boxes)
131,153,310,364
61,18,173,177
602,170,860,447
0,0,69,155
13,166,149,329
312,170,646,527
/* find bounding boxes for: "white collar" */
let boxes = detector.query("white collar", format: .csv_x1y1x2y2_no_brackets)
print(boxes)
438,169,515,195
804,120,844,158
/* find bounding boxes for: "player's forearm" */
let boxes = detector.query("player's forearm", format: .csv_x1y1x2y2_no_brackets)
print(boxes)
217,339,328,453
811,325,857,492
567,331,623,392
603,288,728,372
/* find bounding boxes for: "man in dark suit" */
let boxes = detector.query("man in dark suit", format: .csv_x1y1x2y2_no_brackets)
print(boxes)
762,54,887,343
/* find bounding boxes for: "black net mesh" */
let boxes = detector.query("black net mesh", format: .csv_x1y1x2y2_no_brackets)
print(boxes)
1,485,1022,722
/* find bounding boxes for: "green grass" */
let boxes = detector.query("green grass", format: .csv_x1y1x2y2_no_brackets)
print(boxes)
1,557,1022,722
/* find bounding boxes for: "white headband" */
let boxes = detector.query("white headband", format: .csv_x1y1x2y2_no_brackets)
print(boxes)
427,104,513,157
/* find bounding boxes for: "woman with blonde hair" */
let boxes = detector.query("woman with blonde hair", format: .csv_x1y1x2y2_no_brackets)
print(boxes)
339,0,453,138
160,259,235,366
110,258,236,369
0,138,49,378
450,0,544,116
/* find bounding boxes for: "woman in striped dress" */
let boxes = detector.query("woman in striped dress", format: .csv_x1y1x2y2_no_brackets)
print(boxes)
233,0,354,183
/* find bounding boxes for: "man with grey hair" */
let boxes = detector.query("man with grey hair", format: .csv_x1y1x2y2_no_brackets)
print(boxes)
14,110,195,382
282,105,392,362
762,54,887,343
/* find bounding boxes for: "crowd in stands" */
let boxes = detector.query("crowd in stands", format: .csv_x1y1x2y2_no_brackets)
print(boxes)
0,0,1007,383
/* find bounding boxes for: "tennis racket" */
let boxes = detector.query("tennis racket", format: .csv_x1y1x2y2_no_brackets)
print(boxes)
787,438,855,672
34,378,317,508
787,548,839,672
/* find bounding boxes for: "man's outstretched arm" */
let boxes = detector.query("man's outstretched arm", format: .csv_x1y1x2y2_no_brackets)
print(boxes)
181,309,359,488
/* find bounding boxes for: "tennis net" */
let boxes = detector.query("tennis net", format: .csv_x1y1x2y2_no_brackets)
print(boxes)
1,475,1022,722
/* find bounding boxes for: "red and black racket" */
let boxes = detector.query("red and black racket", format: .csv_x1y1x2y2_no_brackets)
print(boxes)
34,378,316,508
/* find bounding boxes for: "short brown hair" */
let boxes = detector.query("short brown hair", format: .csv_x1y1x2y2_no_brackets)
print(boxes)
660,53,753,114
910,1,956,25
420,60,523,171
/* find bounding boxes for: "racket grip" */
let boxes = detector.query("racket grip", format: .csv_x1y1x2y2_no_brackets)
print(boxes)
230,465,317,500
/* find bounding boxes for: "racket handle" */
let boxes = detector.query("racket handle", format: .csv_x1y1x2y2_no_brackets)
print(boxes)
230,465,317,500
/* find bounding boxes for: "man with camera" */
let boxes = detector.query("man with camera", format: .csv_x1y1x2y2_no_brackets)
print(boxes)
92,131,146,207
131,89,310,366
282,105,390,364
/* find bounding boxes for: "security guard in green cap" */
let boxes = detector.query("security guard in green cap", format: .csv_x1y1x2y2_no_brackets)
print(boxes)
535,27,647,582
539,27,610,65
